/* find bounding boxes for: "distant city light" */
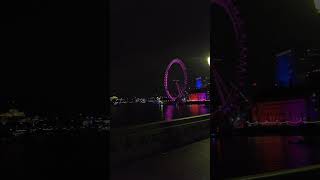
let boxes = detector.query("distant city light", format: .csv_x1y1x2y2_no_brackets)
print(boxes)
207,57,210,66
315,0,320,13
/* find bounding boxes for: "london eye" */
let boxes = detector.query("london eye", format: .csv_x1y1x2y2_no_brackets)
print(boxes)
164,58,188,103
212,0,250,128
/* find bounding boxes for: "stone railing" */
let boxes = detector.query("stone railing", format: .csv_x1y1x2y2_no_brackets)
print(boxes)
110,114,210,166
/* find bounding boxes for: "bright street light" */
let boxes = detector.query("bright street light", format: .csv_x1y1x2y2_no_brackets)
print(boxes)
315,0,320,13
207,57,210,66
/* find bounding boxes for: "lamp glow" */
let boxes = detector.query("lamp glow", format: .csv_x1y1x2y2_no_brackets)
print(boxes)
207,57,210,66
315,0,320,13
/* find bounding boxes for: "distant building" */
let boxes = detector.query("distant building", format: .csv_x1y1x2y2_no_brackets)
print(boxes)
298,49,320,87
195,77,203,89
188,92,208,102
187,76,210,102
0,109,26,124
275,50,297,87
275,49,320,87
252,99,307,123
254,49,320,123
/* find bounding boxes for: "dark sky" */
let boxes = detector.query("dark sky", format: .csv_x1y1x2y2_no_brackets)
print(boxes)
1,0,317,114
110,0,210,97
213,0,320,91
0,1,107,115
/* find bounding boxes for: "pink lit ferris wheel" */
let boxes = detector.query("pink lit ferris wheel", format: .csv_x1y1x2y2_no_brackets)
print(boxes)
212,0,250,128
164,58,188,102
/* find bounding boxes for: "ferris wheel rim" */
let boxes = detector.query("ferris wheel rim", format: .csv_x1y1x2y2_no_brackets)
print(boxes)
212,0,248,89
164,58,188,101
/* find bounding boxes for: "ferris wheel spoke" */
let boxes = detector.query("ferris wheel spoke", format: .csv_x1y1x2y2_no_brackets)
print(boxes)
212,0,249,128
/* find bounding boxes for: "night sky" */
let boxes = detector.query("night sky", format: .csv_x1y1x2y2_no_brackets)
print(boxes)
110,0,210,97
3,0,318,114
213,0,320,91
0,1,107,115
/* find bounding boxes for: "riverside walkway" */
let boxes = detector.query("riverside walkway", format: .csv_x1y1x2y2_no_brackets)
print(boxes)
111,138,210,180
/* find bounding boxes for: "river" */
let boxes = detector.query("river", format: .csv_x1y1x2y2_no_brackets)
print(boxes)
110,103,210,128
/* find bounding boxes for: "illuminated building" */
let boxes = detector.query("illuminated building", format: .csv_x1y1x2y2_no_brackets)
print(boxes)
195,77,203,89
275,49,320,87
252,99,307,123
188,93,208,102
254,49,320,124
187,76,210,102
275,50,297,87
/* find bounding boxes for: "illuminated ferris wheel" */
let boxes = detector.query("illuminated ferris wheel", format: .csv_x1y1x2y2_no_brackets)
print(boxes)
212,0,250,128
164,58,188,102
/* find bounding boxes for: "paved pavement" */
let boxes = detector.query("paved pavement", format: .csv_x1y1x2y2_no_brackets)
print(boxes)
111,139,210,180
214,136,320,179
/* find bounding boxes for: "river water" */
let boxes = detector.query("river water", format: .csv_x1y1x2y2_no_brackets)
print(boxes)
110,103,210,128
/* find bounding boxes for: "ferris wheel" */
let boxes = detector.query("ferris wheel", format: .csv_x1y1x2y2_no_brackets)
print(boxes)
164,58,188,102
212,0,250,128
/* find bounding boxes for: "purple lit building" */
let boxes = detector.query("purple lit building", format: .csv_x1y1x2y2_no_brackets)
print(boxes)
187,77,209,102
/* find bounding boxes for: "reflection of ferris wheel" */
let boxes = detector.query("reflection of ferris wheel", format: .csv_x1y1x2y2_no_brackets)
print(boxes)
212,0,250,127
164,58,188,102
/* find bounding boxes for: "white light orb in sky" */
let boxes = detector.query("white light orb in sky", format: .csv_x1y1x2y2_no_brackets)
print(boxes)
315,0,320,13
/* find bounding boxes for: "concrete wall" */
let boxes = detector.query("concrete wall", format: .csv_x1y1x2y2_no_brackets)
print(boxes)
110,114,210,166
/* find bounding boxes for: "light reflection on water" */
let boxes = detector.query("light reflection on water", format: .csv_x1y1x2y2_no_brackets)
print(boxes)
214,136,320,179
163,104,209,121
111,103,209,127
